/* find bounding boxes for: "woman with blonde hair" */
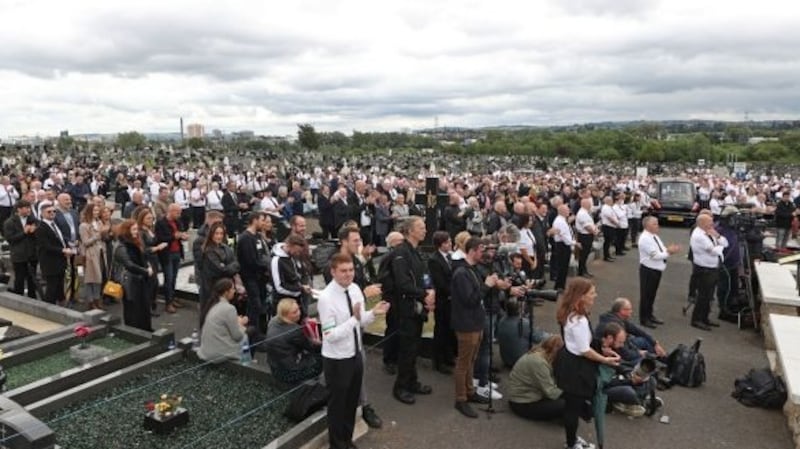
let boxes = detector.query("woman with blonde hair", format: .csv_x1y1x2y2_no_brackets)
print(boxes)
507,335,566,421
265,298,322,384
554,278,619,449
79,203,106,310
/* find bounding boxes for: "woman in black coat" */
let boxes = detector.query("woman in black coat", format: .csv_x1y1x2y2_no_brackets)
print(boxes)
316,184,335,239
113,219,154,332
201,222,240,307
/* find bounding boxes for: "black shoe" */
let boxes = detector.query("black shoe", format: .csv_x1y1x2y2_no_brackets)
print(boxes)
434,364,453,375
650,316,665,325
604,257,615,262
413,383,433,395
718,312,738,323
580,272,594,279
704,320,720,327
362,405,383,429
151,311,161,317
691,321,711,331
468,393,490,404
393,389,416,405
455,401,479,418
383,363,397,375
640,320,658,329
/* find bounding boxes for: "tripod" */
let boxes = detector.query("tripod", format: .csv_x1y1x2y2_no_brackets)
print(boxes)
483,295,503,419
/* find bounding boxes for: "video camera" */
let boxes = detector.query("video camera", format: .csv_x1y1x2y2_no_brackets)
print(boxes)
509,269,559,303
728,205,771,235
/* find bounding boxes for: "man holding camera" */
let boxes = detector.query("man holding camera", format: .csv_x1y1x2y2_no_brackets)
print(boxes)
451,237,497,418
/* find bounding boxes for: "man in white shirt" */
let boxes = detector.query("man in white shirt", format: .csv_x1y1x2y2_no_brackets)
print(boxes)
689,214,728,331
599,196,618,262
173,179,192,229
637,217,680,329
575,198,599,278
551,204,575,290
319,253,389,449
612,194,629,256
0,176,20,233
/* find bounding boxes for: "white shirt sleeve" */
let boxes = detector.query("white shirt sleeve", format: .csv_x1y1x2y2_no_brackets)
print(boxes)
564,314,592,355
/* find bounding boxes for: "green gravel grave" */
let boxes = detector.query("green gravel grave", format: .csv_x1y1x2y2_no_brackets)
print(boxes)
4,336,137,390
45,360,293,449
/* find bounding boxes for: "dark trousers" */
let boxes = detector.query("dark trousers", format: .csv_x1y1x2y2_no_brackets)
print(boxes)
717,265,740,313
552,242,571,290
577,233,594,275
324,355,363,449
615,228,627,254
161,252,181,305
360,225,373,246
243,277,268,332
180,208,192,230
509,398,565,421
563,392,589,447
44,273,66,304
602,225,615,259
532,251,546,280
382,306,399,365
639,265,663,322
691,265,719,324
629,218,642,245
191,206,205,229
0,207,12,235
394,315,423,392
433,298,456,366
12,261,38,298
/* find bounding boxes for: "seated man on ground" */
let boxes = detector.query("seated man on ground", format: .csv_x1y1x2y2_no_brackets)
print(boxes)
595,297,667,365
598,323,661,418
506,335,566,421
497,299,550,369
265,298,323,385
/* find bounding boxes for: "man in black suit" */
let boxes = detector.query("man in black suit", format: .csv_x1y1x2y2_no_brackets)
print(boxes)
3,200,39,298
222,181,244,238
53,193,80,244
529,202,549,280
428,231,456,374
442,193,466,240
35,202,74,305
156,204,189,314
332,186,351,233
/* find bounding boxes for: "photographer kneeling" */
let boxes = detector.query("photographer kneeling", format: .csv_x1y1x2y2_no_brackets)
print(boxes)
507,335,566,421
599,323,660,418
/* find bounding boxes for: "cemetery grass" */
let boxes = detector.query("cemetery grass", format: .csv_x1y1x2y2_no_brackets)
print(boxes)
4,336,136,390
45,359,292,449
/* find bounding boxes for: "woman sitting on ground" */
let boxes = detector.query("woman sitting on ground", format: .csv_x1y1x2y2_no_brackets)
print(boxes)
507,335,566,421
198,278,248,363
265,298,322,384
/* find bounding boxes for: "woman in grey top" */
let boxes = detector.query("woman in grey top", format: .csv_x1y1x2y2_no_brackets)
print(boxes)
198,278,248,363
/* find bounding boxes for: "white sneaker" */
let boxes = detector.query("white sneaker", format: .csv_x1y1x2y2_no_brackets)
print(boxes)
475,385,503,400
576,436,596,449
612,402,646,417
472,378,499,389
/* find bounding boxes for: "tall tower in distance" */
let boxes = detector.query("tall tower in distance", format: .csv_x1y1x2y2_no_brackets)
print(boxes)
180,117,184,142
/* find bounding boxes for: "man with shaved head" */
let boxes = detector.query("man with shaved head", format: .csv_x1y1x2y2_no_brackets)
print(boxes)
688,213,727,331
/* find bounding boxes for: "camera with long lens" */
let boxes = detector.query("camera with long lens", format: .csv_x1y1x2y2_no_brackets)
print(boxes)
510,270,558,302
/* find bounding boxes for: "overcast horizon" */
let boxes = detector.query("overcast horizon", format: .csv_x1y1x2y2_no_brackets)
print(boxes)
1,0,799,137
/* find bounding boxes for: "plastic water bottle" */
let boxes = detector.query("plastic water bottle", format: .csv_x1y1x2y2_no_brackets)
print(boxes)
167,338,176,350
240,336,252,366
190,329,200,350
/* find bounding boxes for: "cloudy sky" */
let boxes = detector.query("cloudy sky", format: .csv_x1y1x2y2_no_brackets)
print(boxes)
1,0,799,137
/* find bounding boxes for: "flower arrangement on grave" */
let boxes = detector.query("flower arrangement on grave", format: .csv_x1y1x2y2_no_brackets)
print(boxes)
143,393,189,433
145,394,183,419
74,325,91,349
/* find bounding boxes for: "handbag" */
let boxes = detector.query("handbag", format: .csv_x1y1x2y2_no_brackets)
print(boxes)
103,280,124,301
284,382,329,422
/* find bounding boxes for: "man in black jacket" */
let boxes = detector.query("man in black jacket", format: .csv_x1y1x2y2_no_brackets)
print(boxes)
237,212,272,332
35,202,74,305
156,204,189,314
193,210,224,308
3,200,39,298
271,234,313,318
391,216,436,405
428,231,456,374
594,298,667,364
442,193,465,240
451,237,497,418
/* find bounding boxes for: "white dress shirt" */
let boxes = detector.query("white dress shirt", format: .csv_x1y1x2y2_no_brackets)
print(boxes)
0,184,18,207
174,189,191,209
709,198,722,215
638,230,669,271
519,226,536,255
552,215,574,247
690,227,728,269
600,204,617,227
318,281,376,360
190,188,206,207
575,208,595,235
613,203,628,229
206,189,224,211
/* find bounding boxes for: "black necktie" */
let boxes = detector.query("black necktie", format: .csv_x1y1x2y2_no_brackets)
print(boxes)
344,289,360,353
653,235,664,252
51,222,66,247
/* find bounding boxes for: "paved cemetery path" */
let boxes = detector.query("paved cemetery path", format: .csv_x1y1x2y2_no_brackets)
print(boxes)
101,226,793,449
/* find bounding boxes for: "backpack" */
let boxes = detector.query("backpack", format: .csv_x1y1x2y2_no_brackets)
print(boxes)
376,250,397,301
310,241,339,275
667,339,706,388
732,368,787,409
284,382,329,422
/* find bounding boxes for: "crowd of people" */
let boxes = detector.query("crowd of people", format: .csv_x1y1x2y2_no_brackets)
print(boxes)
0,146,791,449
